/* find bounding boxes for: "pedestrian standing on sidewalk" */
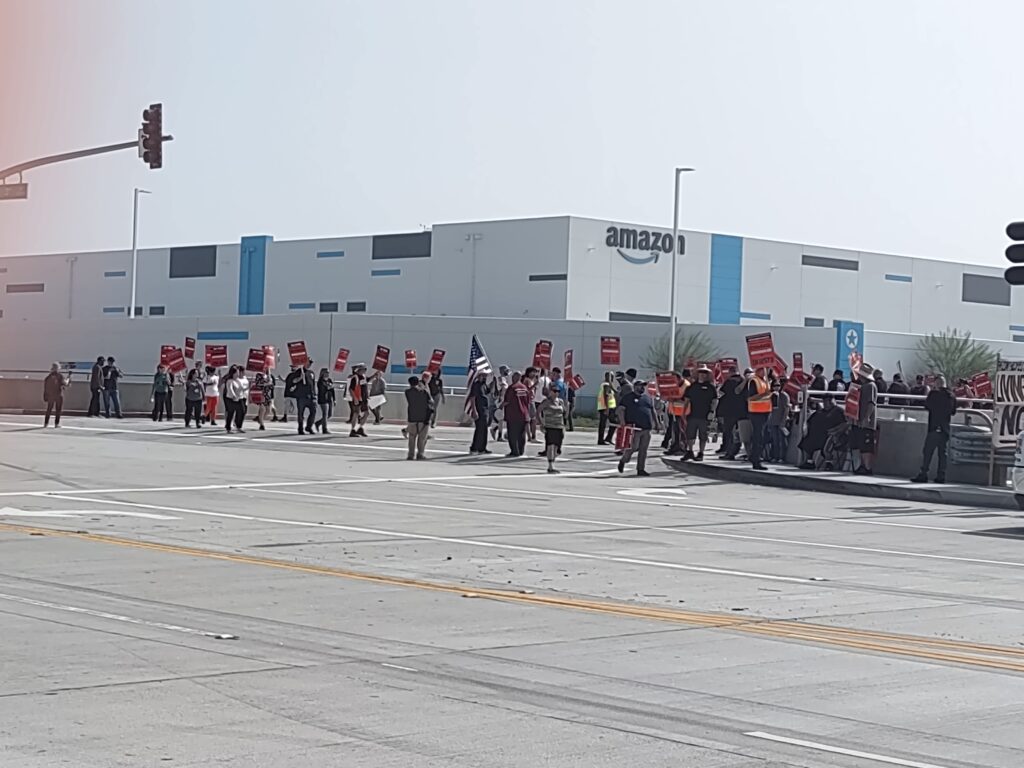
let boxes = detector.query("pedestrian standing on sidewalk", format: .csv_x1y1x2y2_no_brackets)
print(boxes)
503,371,530,457
101,356,123,419
316,367,336,434
912,375,956,483
151,364,172,422
368,370,387,424
852,366,879,475
596,372,618,445
42,363,69,428
88,356,104,417
489,366,509,440
744,367,771,470
767,377,791,462
428,372,445,428
617,380,654,477
203,365,221,426
346,364,369,437
184,368,204,428
538,382,566,473
469,370,492,455
718,367,744,459
682,366,717,461
405,375,433,460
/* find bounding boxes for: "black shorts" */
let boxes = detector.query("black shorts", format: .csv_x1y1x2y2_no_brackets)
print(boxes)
851,426,876,453
685,417,708,441
544,428,564,448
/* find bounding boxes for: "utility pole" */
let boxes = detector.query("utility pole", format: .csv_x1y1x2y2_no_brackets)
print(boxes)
129,188,152,318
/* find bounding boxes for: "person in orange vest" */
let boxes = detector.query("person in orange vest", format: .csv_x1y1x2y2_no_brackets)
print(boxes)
663,369,690,455
745,366,772,470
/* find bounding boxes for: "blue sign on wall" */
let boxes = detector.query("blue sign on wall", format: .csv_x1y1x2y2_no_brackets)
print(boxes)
833,319,864,375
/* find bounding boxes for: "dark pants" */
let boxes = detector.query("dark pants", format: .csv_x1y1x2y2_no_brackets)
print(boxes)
722,415,738,456
102,389,122,418
44,397,63,427
152,392,170,421
598,410,616,444
506,419,527,456
88,388,101,416
749,413,768,467
564,406,574,432
296,397,316,433
921,430,949,479
769,425,787,462
184,399,202,427
471,415,489,452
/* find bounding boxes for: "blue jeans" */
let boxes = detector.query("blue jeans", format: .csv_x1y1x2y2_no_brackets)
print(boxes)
102,390,122,418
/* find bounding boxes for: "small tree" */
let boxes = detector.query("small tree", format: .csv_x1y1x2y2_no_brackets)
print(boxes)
915,327,996,383
640,328,723,372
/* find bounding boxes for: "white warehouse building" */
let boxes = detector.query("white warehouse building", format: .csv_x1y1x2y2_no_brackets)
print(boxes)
1,215,1019,350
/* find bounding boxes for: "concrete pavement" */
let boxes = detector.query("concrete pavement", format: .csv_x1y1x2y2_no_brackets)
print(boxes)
1,414,1022,767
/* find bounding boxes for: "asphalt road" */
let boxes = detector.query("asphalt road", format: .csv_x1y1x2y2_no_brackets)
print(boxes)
1,413,1022,767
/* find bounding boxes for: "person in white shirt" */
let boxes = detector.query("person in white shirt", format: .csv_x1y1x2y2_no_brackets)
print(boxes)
222,365,250,433
203,366,221,426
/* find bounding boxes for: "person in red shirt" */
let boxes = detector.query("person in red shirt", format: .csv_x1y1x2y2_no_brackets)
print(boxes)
503,371,531,457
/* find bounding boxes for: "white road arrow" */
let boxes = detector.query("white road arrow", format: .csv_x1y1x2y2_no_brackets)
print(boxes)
0,507,178,520
616,488,690,500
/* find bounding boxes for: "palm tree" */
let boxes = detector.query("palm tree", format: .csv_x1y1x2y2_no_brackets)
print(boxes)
640,328,723,372
915,328,996,383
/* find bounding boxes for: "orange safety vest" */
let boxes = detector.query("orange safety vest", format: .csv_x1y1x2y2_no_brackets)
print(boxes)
747,376,772,413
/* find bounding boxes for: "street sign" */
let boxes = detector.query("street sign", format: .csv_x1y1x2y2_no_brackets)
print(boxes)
0,183,28,200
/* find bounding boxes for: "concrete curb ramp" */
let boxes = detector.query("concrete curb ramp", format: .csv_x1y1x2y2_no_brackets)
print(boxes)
661,456,1023,511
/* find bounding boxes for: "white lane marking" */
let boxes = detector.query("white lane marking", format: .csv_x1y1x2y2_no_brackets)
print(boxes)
0,472,616,499
42,494,816,584
618,488,689,499
248,489,1024,570
399,480,967,534
0,592,237,640
744,731,951,768
380,662,418,672
0,507,178,520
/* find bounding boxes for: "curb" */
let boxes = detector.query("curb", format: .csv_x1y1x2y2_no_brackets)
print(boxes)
661,457,1022,511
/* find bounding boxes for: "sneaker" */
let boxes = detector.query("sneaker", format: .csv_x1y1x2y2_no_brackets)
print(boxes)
910,474,927,483
617,459,625,474
357,429,367,437
480,449,492,455
416,454,426,460
547,467,559,474
637,470,651,477
694,453,704,462
407,456,415,461
934,477,945,484
349,431,358,437
259,425,266,431
751,464,767,471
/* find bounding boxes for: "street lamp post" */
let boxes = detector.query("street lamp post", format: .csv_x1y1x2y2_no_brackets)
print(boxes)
129,187,152,319
668,167,695,371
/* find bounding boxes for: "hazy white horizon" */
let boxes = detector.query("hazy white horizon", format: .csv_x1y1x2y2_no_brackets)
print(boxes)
2,0,1023,266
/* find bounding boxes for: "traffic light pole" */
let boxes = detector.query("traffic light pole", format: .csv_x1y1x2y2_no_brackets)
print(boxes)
0,135,174,185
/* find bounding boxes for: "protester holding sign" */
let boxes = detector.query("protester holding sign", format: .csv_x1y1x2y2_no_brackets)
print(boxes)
617,380,655,477
151,364,174,422
682,366,716,460
203,365,220,426
911,376,956,484
851,367,878,475
346,364,369,437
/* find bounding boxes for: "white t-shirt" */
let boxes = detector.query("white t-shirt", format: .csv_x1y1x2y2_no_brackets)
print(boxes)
535,376,550,403
204,374,220,398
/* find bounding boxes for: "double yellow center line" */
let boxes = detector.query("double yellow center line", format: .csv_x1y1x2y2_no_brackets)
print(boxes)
4,521,1022,674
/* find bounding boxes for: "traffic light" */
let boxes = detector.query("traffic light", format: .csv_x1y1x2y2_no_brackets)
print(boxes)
1006,222,1024,286
140,103,163,169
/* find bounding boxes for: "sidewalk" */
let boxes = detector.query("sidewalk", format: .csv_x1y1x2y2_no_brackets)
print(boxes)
662,455,1022,511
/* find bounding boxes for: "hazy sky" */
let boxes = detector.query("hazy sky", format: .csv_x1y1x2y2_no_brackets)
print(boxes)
2,0,1023,265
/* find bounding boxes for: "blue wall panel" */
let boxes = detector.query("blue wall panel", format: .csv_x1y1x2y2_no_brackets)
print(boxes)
708,234,743,324
238,235,270,315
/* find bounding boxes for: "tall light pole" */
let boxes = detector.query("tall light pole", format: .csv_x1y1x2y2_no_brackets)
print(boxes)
668,167,695,371
129,187,152,319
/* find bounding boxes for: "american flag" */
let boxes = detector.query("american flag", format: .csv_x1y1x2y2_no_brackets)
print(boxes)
464,334,492,419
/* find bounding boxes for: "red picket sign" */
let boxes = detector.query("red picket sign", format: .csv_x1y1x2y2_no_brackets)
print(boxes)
600,336,621,366
970,372,993,399
183,337,196,360
784,369,812,400
569,374,585,391
426,348,446,374
746,332,776,370
287,340,309,367
160,345,176,366
614,424,635,452
404,349,417,369
205,345,228,368
166,347,187,374
770,352,789,377
656,372,683,401
646,381,658,398
563,349,574,382
845,383,861,420
533,339,552,370
714,357,739,385
793,352,804,372
372,345,390,372
246,348,266,373
334,348,350,373
262,345,276,370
